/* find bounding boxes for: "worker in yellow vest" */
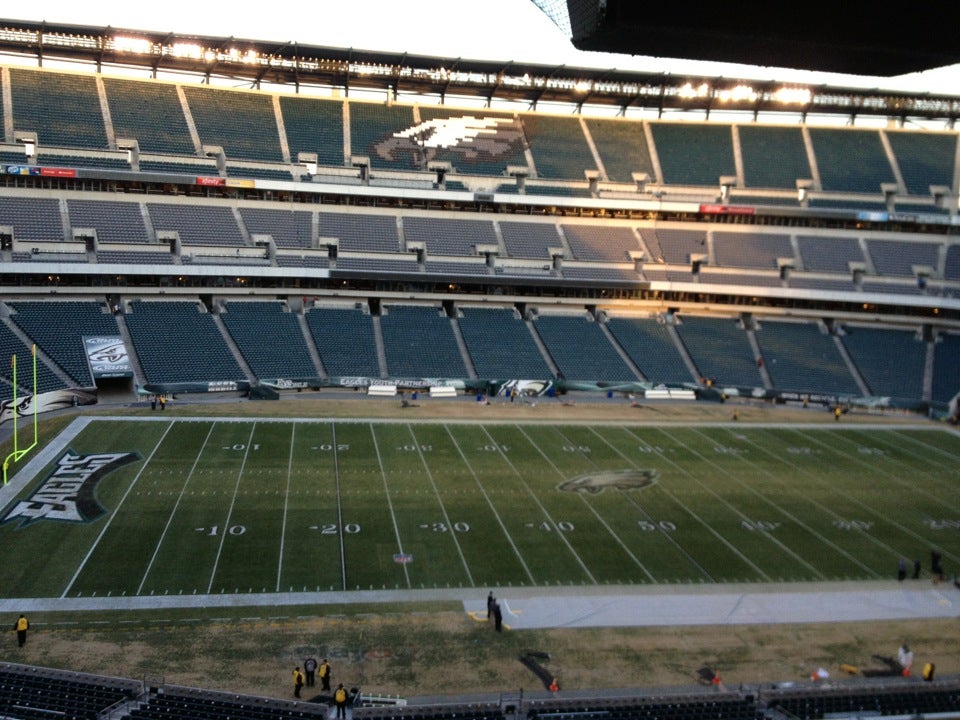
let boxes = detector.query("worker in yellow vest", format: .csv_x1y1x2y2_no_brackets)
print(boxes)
13,615,28,647
334,683,348,718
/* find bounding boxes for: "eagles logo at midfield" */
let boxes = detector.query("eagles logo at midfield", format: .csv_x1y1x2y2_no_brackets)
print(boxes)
558,469,658,494
1,449,140,527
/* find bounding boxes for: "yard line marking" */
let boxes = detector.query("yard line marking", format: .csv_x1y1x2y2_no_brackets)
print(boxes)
864,429,960,499
444,425,536,585
275,422,297,592
890,429,960,468
790,427,960,567
518,426,657,583
721,427,905,568
585,426,715,582
662,427,825,579
206,423,257,594
693,426,880,578
137,422,218,596
819,428,960,514
62,420,176,599
483,425,596,584
369,422,412,590
408,425,474,586
619,426,770,581
332,424,347,591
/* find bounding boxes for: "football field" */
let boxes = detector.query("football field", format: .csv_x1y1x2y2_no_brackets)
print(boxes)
1,416,959,601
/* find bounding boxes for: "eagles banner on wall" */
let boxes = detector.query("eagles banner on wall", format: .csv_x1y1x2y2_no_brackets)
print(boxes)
0,388,98,426
83,336,133,379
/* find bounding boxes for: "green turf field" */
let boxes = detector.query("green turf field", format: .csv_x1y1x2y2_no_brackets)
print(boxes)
1,417,958,599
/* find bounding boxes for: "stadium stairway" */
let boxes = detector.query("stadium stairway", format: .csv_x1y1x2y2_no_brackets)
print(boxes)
211,310,256,383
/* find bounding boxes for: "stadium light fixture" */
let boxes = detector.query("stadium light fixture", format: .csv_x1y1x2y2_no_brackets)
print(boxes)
113,35,153,54
678,82,710,99
774,87,812,105
169,42,204,60
716,84,758,103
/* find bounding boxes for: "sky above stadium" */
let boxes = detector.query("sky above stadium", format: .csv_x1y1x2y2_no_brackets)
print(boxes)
11,0,960,94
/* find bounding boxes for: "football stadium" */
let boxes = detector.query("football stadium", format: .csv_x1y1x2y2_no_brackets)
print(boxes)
0,2,959,718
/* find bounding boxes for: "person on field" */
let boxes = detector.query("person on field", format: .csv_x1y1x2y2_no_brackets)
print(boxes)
13,615,28,647
304,656,317,687
293,667,304,698
487,591,495,619
319,658,332,691
334,683,348,718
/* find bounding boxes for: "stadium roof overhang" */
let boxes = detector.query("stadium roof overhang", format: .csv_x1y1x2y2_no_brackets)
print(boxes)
559,0,960,76
2,19,960,122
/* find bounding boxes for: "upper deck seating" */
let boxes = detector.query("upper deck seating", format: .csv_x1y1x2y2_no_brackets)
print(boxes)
649,122,735,186
36,152,130,171
521,114,596,180
808,128,895,193
739,125,811,189
417,107,527,176
103,76,196,155
886,130,957,196
350,102,418,171
9,68,106,150
280,95,345,168
181,85,283,162
138,158,219,176
584,117,655,184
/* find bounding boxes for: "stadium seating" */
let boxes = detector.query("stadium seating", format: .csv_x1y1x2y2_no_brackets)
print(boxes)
532,312,636,381
605,315,695,385
7,301,121,386
841,325,927,399
220,301,319,380
753,320,861,396
304,304,381,378
124,300,246,384
673,315,763,389
457,306,553,379
379,304,468,378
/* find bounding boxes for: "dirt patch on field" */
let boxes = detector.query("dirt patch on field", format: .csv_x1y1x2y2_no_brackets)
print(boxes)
99,392,932,427
14,607,958,701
